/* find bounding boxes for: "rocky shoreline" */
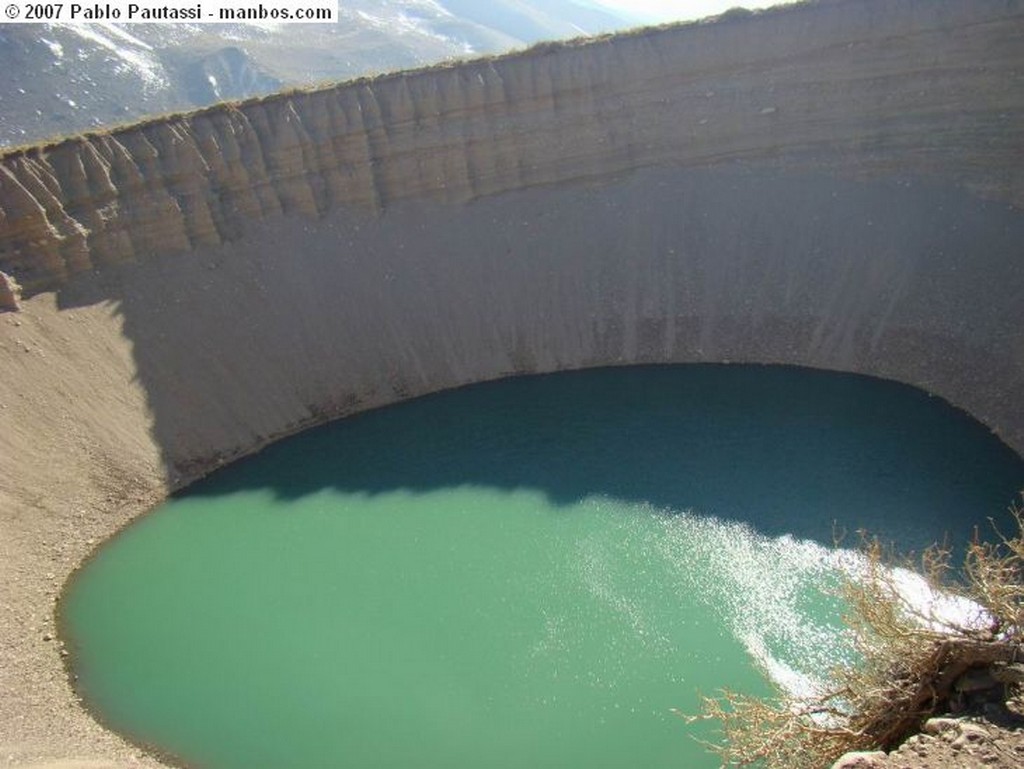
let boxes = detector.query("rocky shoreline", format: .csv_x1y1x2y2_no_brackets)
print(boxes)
834,712,1024,769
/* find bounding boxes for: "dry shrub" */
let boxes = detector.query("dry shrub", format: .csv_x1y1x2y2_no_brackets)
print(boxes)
693,504,1024,768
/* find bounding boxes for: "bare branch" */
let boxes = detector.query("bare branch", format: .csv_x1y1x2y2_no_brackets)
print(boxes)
697,502,1024,768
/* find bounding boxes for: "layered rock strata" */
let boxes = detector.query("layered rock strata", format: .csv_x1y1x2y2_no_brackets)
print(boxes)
1,0,1024,767
2,0,1023,294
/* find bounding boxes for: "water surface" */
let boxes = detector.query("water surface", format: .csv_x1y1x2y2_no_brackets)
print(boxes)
62,365,1024,769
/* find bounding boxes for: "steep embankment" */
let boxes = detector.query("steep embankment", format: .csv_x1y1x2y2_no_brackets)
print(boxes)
1,0,1023,766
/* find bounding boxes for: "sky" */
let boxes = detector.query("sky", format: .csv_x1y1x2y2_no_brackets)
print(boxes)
589,0,788,24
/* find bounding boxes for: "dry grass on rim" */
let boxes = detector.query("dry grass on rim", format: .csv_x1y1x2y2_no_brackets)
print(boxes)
691,503,1024,768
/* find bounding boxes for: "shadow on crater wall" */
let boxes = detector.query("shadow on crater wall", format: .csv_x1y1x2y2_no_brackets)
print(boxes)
6,0,1024,507
175,364,1024,554
55,167,1024,498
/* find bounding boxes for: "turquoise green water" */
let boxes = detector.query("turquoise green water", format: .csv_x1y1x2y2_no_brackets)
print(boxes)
61,365,1024,769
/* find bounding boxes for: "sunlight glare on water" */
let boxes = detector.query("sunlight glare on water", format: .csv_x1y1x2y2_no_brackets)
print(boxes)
61,365,1024,769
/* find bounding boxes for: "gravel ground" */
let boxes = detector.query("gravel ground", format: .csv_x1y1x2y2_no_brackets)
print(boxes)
832,699,1024,769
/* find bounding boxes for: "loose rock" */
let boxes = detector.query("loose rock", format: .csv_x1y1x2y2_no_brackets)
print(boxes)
832,751,888,769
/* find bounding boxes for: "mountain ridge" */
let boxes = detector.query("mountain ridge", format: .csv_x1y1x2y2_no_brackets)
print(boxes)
0,0,632,148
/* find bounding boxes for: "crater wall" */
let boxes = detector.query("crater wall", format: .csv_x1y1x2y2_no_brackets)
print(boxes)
1,0,1023,765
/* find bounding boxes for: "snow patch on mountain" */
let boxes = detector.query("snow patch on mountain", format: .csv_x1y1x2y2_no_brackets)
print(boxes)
58,23,168,90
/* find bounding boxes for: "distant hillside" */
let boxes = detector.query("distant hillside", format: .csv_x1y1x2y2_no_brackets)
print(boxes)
0,0,630,148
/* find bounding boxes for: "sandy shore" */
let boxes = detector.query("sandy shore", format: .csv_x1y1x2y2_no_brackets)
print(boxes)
1,296,172,768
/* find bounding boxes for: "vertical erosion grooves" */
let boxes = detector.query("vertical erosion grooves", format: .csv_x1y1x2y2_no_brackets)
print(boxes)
1,0,1023,297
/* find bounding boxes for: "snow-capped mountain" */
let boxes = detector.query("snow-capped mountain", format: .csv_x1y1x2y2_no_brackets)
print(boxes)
0,0,636,148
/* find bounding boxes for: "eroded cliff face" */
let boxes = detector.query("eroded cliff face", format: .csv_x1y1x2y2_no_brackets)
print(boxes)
2,0,1023,294
3,0,1022,458
1,1,1024,765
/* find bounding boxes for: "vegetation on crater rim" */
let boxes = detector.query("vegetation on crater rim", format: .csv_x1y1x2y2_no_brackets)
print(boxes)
696,504,1024,768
